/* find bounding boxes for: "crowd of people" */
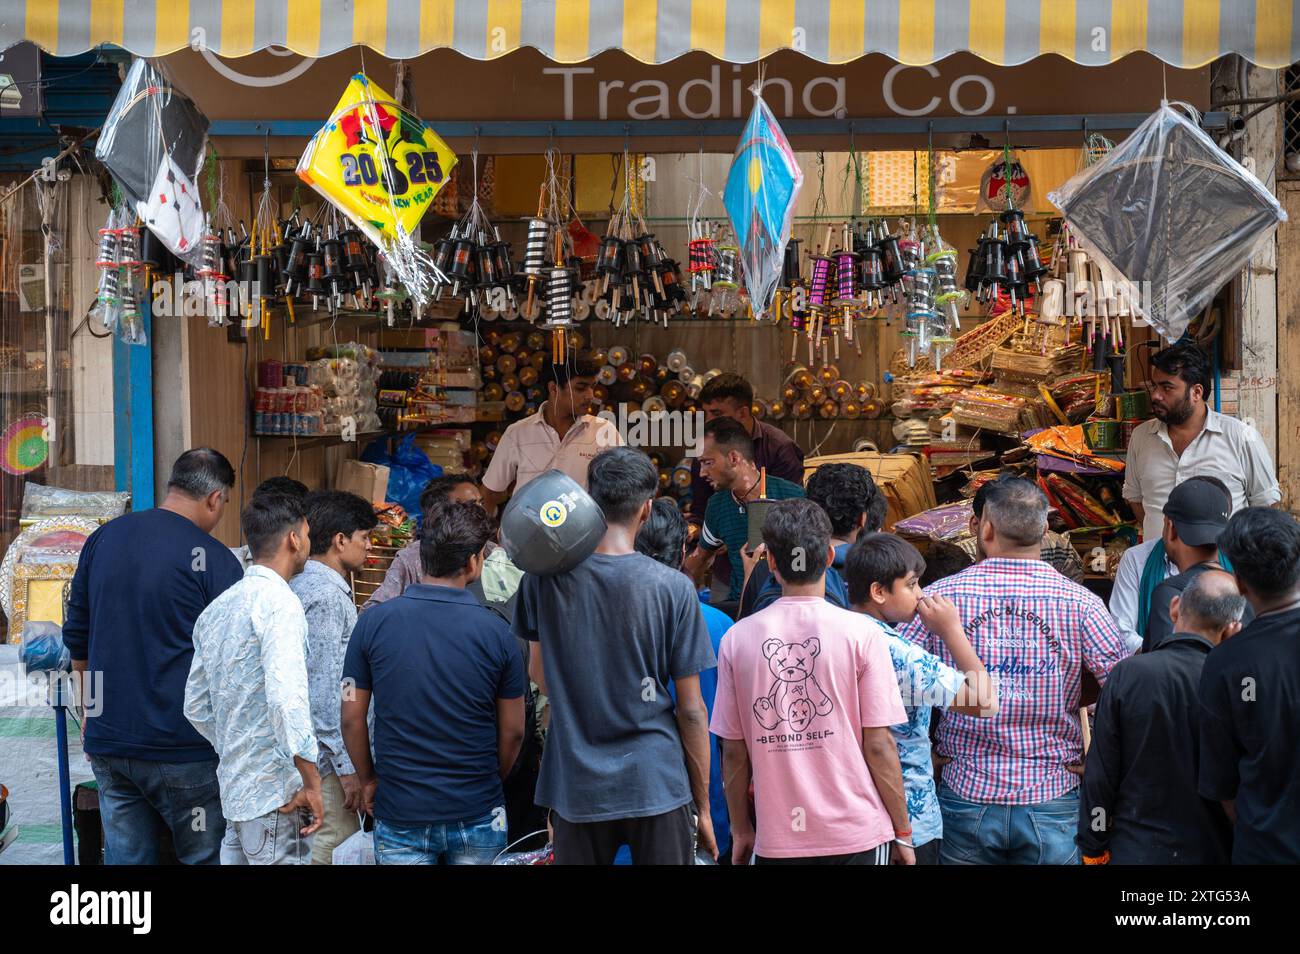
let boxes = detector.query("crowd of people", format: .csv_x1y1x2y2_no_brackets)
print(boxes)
59,342,1299,865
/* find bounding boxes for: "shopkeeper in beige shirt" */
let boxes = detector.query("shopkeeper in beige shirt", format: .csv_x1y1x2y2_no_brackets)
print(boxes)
1124,342,1279,542
481,354,623,512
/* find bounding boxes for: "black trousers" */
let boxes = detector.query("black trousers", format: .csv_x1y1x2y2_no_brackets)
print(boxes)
755,842,890,865
552,805,694,865
914,839,942,866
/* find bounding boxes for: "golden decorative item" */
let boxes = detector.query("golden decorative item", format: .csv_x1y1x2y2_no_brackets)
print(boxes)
8,562,78,644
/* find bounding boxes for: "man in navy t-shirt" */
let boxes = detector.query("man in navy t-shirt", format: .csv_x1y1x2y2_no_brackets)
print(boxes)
342,502,525,865
64,448,243,864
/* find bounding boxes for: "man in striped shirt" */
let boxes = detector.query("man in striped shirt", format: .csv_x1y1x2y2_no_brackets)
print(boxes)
897,475,1129,865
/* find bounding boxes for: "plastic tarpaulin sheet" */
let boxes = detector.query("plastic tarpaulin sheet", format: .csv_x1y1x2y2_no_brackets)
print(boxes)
0,645,93,865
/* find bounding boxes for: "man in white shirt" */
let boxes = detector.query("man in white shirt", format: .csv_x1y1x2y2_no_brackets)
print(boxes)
481,355,622,512
1123,342,1279,542
1108,539,1168,653
185,492,322,865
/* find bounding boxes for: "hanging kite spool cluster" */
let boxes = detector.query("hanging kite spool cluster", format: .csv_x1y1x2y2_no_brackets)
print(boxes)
91,206,147,345
543,229,577,363
965,207,1046,318
428,152,515,320
771,218,917,368
593,153,687,327
1043,221,1133,369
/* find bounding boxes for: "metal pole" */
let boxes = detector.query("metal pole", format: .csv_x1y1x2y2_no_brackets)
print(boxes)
52,676,75,866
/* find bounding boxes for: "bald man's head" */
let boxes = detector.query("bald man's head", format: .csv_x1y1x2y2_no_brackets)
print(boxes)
1171,569,1247,645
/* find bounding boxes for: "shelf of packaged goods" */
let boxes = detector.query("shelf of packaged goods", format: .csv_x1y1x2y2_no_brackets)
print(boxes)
252,430,387,450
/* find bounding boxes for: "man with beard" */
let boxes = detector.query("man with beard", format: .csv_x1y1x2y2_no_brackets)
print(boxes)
1123,342,1278,543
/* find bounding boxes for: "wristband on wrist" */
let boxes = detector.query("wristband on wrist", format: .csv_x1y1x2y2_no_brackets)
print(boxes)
894,827,912,838
1082,851,1110,865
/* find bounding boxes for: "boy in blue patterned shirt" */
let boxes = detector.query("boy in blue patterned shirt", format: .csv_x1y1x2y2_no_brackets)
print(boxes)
844,533,998,864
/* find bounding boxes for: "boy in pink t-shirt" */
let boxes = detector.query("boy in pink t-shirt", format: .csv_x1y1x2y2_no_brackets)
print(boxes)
711,499,911,864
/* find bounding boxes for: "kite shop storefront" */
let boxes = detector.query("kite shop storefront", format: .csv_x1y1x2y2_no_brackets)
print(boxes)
0,1,1287,867
0,25,1257,624
146,46,1227,602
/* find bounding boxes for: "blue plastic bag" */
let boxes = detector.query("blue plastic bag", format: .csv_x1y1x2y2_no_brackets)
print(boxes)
20,621,71,674
361,433,441,525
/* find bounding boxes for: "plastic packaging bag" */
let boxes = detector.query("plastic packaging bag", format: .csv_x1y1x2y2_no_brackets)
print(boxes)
332,817,375,865
362,433,440,524
893,501,974,541
19,621,70,675
1048,103,1286,340
492,829,553,865
22,483,130,522
723,83,803,320
95,58,209,265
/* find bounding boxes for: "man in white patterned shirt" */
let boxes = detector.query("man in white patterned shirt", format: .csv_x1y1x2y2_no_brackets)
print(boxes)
293,490,376,864
185,492,322,865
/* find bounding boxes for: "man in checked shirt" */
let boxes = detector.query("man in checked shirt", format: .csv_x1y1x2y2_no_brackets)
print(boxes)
898,475,1129,865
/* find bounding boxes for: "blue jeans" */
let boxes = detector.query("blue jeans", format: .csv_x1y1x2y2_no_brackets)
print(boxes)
89,755,225,865
374,809,506,865
938,785,1080,865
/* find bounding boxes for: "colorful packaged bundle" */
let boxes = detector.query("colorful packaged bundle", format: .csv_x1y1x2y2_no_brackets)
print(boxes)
950,388,1029,434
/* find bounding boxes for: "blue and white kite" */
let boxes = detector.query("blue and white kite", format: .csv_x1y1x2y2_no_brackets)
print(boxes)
723,85,803,320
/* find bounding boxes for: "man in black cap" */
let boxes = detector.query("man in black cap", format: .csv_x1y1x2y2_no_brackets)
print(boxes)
1143,475,1249,652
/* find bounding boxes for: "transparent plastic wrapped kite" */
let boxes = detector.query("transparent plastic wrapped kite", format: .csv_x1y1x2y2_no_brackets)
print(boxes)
723,81,803,320
95,58,209,265
1048,102,1286,341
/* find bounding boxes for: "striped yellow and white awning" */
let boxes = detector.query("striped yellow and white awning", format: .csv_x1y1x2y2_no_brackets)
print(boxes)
4,0,1297,68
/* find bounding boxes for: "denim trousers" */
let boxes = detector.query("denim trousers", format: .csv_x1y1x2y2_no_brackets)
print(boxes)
374,809,506,865
221,808,314,865
938,784,1081,865
89,755,225,865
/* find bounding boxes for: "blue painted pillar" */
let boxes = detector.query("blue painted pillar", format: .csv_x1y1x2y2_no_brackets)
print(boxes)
111,297,154,505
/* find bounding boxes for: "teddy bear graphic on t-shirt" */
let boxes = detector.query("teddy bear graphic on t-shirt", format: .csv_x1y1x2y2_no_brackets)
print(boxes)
753,637,834,732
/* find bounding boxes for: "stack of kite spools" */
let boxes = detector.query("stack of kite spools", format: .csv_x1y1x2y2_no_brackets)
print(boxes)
762,364,885,422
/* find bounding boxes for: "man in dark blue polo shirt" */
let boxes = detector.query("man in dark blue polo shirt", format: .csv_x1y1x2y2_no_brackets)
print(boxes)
342,502,525,865
1199,508,1300,863
63,448,244,865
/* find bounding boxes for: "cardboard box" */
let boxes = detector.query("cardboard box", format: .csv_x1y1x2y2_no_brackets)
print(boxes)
336,460,390,503
803,452,937,530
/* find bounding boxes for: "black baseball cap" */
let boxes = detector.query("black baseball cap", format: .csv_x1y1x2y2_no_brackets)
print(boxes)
1164,477,1231,547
